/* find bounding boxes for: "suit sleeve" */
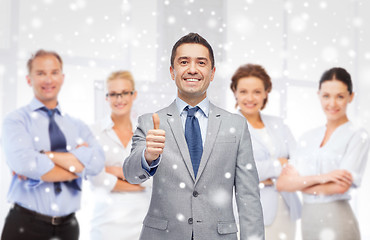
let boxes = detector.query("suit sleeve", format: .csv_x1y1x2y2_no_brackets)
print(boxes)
123,114,154,184
235,120,265,240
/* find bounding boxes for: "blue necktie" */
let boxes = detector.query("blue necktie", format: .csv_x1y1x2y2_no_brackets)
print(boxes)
40,107,80,194
185,106,203,178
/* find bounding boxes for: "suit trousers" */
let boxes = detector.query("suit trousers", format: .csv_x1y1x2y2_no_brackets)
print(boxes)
1,205,79,240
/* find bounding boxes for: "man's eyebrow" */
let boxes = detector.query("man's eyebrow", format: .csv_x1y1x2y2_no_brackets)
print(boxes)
196,57,208,62
177,56,190,61
177,56,209,61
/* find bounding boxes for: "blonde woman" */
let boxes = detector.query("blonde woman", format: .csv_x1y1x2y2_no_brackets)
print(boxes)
230,64,301,239
90,71,151,240
277,67,369,239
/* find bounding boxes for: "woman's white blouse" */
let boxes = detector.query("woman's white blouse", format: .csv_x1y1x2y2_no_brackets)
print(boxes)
292,121,369,204
89,117,152,240
242,112,301,225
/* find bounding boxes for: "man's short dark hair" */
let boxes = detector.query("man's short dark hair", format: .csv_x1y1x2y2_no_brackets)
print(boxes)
27,49,63,74
170,33,215,69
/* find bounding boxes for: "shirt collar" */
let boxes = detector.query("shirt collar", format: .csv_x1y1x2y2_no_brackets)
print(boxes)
175,96,209,118
30,97,63,115
102,115,115,130
101,115,136,132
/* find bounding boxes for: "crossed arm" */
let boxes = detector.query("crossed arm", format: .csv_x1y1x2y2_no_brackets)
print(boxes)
105,166,145,192
276,164,353,195
40,143,87,182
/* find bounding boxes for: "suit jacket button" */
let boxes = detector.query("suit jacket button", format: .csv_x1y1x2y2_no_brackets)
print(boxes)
193,191,199,197
188,218,193,224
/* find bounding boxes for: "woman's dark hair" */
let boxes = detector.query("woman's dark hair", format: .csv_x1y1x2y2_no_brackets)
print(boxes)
319,67,353,94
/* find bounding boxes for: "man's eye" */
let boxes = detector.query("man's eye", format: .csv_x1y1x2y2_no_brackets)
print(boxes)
180,61,188,65
109,93,117,97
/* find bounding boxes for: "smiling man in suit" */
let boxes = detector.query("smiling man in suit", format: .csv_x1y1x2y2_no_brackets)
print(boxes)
123,33,264,240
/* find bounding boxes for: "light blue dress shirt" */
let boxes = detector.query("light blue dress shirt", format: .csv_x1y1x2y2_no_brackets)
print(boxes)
2,98,105,216
141,97,209,173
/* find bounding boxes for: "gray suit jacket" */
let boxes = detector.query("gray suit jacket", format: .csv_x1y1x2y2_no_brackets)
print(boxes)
123,101,264,240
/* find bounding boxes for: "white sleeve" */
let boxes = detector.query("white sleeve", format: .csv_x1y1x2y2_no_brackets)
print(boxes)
89,169,118,193
340,129,370,187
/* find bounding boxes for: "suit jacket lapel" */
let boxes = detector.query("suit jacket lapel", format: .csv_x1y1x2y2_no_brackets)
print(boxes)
195,103,221,183
166,101,196,181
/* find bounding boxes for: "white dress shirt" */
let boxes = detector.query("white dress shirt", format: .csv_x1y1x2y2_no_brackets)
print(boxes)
243,113,301,225
89,116,152,240
292,121,369,204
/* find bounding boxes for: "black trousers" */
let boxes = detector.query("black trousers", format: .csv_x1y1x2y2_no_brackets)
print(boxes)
1,206,79,240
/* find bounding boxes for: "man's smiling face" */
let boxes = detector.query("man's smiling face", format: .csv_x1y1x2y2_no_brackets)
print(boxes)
170,43,215,106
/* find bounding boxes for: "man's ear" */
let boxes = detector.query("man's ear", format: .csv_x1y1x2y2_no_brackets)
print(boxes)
170,66,175,80
26,75,32,86
210,67,216,82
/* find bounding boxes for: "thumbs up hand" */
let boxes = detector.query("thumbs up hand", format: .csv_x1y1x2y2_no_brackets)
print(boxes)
144,113,166,163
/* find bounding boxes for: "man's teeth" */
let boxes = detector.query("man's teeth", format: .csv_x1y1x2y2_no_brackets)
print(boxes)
186,78,199,82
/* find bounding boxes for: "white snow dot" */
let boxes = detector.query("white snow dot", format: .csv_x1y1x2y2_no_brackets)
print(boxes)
86,17,94,25
172,164,178,170
259,183,265,189
76,138,83,145
66,145,72,151
51,203,59,211
69,3,78,11
104,179,110,186
229,127,236,133
113,147,119,154
273,160,280,167
246,163,252,170
45,187,50,193
361,132,368,140
168,16,176,24
353,17,362,27
30,112,39,119
319,228,335,240
210,188,229,207
103,145,109,152
319,1,327,9
69,166,76,172
179,182,186,189
34,136,39,142
321,46,338,62
176,213,185,222
19,227,24,233
48,153,54,159
278,232,287,239
207,18,217,29
31,18,42,29
225,172,231,179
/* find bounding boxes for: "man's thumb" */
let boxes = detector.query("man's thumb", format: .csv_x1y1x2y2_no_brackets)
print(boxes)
152,113,160,129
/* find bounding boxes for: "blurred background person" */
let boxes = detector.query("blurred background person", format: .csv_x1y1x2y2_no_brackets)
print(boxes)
277,67,369,240
1,49,104,240
230,63,301,239
89,71,152,240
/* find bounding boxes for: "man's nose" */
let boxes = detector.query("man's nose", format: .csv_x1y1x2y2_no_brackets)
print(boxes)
187,62,197,74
